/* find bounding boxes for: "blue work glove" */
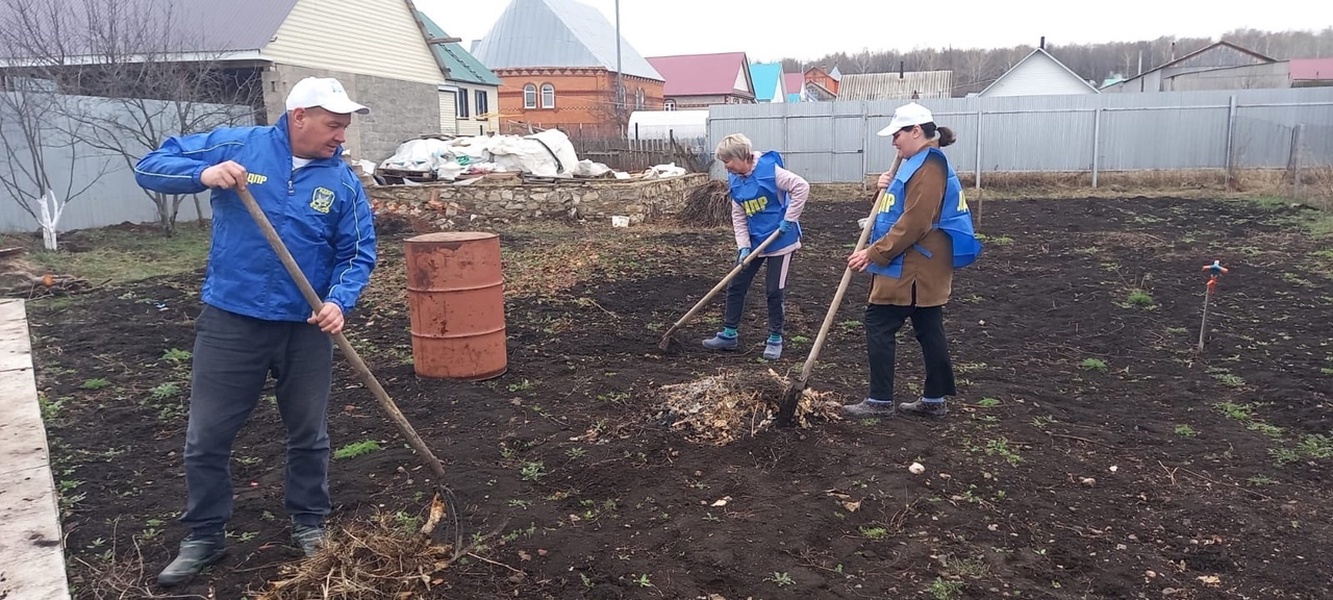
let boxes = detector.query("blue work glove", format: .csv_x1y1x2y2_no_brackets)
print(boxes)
736,247,752,264
779,220,797,233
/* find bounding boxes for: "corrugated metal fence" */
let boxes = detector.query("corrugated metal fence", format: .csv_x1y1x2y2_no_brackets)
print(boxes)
1,92,253,234
706,87,1333,184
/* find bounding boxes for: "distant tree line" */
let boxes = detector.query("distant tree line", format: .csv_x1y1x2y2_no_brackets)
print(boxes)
779,28,1333,96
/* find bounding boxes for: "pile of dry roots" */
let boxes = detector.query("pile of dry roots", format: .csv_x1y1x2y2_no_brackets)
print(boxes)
259,497,456,600
656,368,843,445
676,180,732,227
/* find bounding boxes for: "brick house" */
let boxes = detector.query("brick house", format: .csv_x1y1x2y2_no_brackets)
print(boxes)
469,0,664,136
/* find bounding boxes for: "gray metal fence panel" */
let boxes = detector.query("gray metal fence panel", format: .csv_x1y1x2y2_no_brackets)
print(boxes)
1,92,254,234
708,87,1333,183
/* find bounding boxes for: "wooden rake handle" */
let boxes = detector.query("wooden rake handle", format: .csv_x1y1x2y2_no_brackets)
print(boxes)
234,186,448,483
795,154,903,382
658,226,785,346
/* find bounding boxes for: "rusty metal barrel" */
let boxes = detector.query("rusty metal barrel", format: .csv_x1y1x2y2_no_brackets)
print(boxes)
404,232,507,381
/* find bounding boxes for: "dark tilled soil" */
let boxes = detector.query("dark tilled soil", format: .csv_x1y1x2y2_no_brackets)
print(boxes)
26,195,1333,599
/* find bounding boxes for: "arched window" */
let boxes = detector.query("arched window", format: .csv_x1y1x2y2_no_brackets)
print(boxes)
634,87,645,109
540,83,555,108
523,84,537,109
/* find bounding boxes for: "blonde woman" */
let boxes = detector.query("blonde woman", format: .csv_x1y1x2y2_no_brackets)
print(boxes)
702,133,809,360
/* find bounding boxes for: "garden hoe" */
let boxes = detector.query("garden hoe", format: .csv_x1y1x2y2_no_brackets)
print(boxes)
657,228,784,351
776,155,903,427
236,187,459,544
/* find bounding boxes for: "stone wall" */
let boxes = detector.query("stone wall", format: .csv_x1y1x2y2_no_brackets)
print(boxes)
263,64,439,163
367,173,708,227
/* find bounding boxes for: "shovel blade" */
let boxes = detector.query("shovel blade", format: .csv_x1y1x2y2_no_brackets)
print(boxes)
775,378,807,428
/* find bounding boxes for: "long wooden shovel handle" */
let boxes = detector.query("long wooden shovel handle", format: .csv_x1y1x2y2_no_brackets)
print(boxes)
234,186,448,483
796,154,903,382
658,227,785,344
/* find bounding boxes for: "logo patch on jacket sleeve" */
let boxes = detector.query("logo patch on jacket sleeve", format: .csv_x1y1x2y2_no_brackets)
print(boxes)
310,187,335,214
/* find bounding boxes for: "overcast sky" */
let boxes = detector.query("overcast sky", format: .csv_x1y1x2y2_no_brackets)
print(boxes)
416,0,1327,63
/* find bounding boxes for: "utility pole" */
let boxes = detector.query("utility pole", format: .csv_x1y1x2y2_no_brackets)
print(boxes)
615,0,624,127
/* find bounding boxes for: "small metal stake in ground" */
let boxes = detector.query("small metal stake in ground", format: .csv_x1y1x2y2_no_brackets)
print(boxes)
1197,260,1229,353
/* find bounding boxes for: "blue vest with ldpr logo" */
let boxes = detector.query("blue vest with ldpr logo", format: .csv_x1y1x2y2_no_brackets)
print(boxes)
728,151,800,253
866,147,981,278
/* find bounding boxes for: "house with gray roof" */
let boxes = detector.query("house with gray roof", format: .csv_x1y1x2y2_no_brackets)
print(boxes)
470,0,665,136
0,0,453,161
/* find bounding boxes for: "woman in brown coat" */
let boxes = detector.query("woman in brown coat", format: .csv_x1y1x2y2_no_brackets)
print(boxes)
842,102,981,419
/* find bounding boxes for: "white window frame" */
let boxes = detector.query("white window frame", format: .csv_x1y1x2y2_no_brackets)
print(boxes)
523,83,537,109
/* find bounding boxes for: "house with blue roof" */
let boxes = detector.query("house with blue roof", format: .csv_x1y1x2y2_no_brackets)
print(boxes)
749,62,786,103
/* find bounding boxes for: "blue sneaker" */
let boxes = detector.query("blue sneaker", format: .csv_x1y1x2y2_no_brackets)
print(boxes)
702,332,739,350
763,336,782,360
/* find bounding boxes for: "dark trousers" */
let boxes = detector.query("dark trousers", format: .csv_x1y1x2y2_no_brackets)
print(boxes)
181,305,334,536
722,252,793,336
865,303,956,402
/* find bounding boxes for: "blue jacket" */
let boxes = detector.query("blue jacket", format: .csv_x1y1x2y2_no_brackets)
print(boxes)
728,151,800,253
133,115,377,322
867,147,981,279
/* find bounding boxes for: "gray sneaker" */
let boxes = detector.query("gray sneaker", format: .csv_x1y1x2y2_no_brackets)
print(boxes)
763,339,782,360
842,399,896,418
157,534,226,587
897,398,948,418
292,523,326,557
702,333,739,350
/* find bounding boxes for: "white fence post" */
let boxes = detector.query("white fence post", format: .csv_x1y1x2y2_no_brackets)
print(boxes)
975,110,984,190
1224,95,1237,188
1091,108,1102,189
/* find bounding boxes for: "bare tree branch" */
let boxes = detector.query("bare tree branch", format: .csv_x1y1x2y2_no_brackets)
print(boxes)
2,0,261,235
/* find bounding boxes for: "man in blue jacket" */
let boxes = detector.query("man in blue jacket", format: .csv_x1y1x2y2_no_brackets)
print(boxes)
134,77,378,586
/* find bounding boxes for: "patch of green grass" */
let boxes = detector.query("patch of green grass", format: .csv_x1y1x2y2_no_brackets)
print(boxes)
1215,401,1257,421
520,461,547,481
17,225,211,284
1080,358,1108,372
1174,424,1197,438
333,439,382,460
80,377,111,390
1123,289,1155,308
1246,475,1278,486
765,572,795,587
161,348,192,365
1297,433,1333,459
859,525,888,540
1212,372,1245,388
976,397,1001,408
38,393,64,423
985,438,1024,466
929,577,964,600
150,382,180,400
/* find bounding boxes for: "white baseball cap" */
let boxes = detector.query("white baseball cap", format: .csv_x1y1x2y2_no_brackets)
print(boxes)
285,77,370,115
876,102,933,136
